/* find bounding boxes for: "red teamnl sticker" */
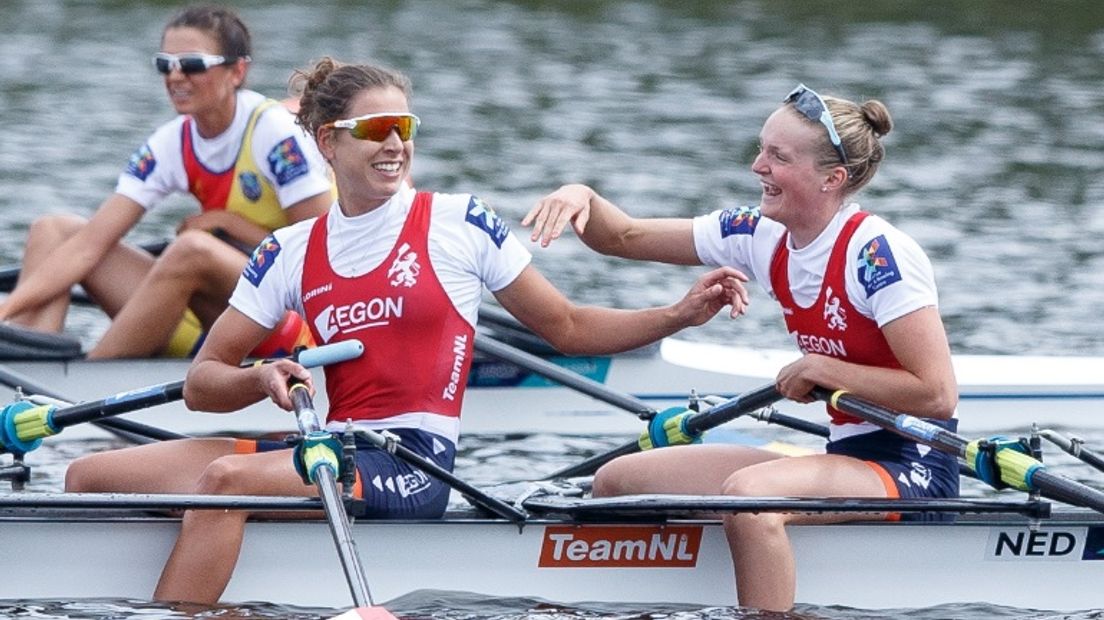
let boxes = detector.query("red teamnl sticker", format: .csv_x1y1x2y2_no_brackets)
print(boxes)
538,525,703,568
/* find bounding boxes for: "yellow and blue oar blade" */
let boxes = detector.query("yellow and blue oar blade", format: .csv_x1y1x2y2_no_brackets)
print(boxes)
811,386,1104,514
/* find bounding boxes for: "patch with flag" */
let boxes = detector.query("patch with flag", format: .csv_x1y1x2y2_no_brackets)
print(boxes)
267,137,308,186
243,235,282,286
465,196,510,248
718,206,760,238
855,234,901,297
126,144,157,181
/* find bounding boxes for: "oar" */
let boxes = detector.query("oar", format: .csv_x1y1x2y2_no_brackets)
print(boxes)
545,383,785,479
0,341,364,454
0,364,186,445
351,427,527,522
811,387,1104,513
473,334,657,420
287,378,391,616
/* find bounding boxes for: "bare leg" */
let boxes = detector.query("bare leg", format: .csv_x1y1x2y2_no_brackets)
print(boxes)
721,455,889,611
153,449,315,604
10,215,155,331
88,231,247,359
65,438,240,493
592,444,782,496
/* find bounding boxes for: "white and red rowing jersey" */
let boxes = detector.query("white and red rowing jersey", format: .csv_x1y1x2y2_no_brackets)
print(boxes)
229,184,531,443
115,89,332,217
692,202,943,441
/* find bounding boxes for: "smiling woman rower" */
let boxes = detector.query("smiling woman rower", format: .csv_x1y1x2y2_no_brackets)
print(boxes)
524,84,960,611
0,4,332,359
63,56,749,604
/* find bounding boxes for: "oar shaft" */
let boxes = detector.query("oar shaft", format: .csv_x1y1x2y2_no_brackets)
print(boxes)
313,460,372,608
810,386,1104,513
684,384,784,435
50,383,184,431
473,335,656,419
288,382,375,607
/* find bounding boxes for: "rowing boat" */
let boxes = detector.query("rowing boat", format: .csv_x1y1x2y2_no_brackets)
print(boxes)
2,332,1103,441
0,492,1100,610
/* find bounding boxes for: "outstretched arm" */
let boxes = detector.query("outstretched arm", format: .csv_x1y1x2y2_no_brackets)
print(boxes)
523,184,702,265
492,264,749,356
0,194,144,321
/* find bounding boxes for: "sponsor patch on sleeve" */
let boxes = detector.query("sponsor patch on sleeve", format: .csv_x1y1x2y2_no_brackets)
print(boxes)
718,206,761,238
464,196,510,248
243,235,282,287
856,234,902,297
125,144,157,181
266,137,309,186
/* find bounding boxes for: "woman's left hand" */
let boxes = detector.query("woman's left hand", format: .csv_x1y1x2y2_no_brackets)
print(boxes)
673,266,750,326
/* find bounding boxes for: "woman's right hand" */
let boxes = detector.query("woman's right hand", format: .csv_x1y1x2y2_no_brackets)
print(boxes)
258,359,314,411
522,183,595,247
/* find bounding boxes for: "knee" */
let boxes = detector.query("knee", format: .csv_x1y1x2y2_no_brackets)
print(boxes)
65,453,105,492
27,213,87,244
592,459,637,497
153,231,221,276
194,456,247,495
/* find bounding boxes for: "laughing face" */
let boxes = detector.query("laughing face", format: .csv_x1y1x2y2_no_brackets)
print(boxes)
750,107,830,226
318,86,414,215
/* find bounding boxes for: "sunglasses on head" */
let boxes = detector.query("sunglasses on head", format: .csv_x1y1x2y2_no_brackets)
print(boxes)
783,83,849,166
325,113,421,142
152,52,242,75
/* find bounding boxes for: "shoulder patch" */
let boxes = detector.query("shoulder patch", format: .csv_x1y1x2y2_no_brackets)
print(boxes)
243,235,282,287
267,137,309,186
718,206,761,238
855,234,902,297
464,196,510,248
125,144,157,181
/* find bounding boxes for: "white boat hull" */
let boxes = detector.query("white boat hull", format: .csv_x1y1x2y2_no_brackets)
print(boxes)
3,338,1104,441
2,510,1102,610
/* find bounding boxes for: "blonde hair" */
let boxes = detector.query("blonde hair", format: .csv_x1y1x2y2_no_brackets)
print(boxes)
793,94,892,195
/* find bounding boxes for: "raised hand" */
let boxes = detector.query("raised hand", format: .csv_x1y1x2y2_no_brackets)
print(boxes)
522,183,594,247
671,266,751,326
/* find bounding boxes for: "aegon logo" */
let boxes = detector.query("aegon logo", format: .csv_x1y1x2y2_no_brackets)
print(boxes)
539,525,702,568
987,529,1083,561
313,297,403,343
791,331,846,357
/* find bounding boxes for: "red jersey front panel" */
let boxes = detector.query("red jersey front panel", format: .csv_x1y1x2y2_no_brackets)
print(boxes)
769,211,902,426
301,192,475,424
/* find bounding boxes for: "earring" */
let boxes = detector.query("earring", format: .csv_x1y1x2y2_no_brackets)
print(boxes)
820,186,827,193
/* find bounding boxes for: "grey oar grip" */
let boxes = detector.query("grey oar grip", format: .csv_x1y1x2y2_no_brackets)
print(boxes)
297,340,364,368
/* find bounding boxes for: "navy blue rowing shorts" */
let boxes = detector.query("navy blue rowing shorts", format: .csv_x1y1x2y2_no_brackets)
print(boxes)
827,419,960,522
238,427,456,519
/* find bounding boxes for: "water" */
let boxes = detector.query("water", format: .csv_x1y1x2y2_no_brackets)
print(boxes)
3,0,1104,617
